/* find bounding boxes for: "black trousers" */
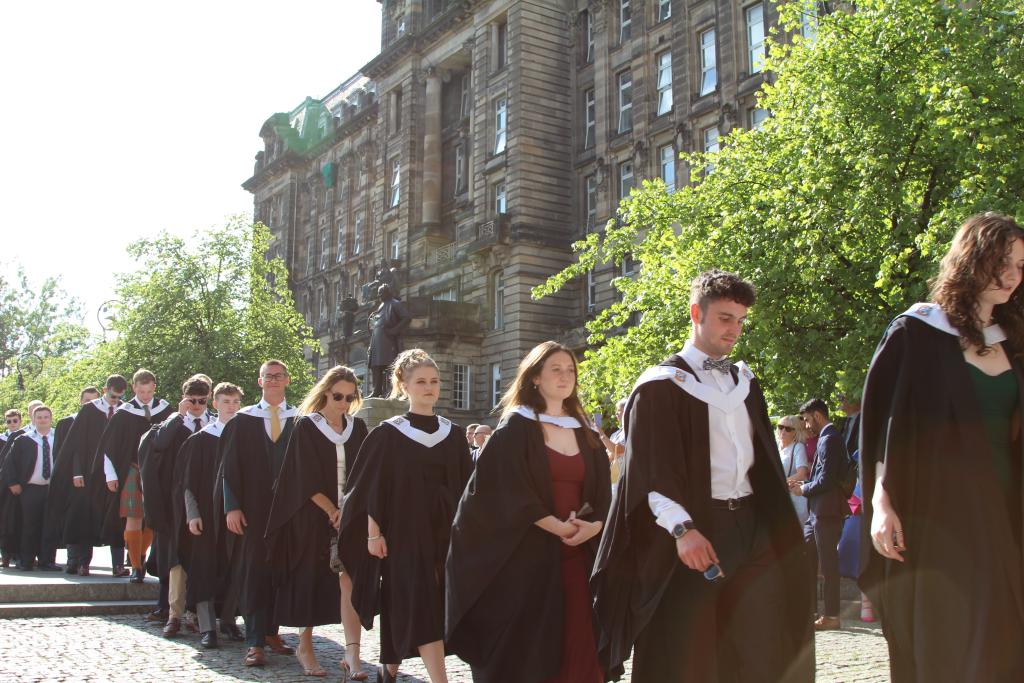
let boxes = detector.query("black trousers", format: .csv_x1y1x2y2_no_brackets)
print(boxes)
804,515,842,617
19,484,54,566
632,504,787,682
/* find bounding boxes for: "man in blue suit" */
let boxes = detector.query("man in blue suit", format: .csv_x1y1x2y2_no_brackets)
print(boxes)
790,398,849,631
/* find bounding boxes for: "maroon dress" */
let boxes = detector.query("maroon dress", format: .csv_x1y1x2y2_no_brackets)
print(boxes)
543,446,603,683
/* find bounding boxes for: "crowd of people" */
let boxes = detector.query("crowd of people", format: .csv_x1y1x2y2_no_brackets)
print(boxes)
0,210,1021,682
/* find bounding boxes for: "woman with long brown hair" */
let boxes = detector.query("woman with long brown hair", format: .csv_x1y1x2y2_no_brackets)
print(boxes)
861,211,1024,681
446,341,611,683
338,349,472,683
265,365,369,679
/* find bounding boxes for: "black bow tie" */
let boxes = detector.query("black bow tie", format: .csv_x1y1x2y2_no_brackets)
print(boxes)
702,358,733,373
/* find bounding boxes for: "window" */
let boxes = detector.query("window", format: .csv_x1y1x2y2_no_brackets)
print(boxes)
585,10,595,63
493,182,507,215
453,364,471,410
586,269,596,311
619,0,631,43
746,4,766,74
617,71,632,134
490,363,502,407
703,126,720,173
619,161,635,200
336,220,346,261
305,236,315,275
319,230,329,270
750,107,770,130
354,211,364,255
455,145,465,194
494,98,507,154
585,174,598,230
392,88,403,133
335,280,344,310
801,1,818,41
387,230,399,260
700,29,717,96
318,287,326,321
496,19,508,70
390,159,401,208
434,287,457,302
659,0,671,22
660,144,676,192
460,73,471,117
493,270,506,329
584,89,596,149
656,51,673,116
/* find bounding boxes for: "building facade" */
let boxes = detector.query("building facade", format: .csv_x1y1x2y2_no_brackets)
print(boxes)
243,0,816,423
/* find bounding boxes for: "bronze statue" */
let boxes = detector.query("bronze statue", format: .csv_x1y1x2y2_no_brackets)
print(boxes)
367,284,410,397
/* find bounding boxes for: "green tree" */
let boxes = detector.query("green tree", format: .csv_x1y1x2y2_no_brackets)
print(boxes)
536,0,1024,414
102,217,318,403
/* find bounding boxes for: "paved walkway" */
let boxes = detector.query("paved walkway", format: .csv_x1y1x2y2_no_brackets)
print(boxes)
0,613,890,682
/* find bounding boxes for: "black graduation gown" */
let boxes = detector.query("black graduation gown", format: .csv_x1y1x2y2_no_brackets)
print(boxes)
592,356,815,682
0,429,26,547
859,314,1024,682
338,413,472,661
265,413,368,627
219,408,295,615
446,412,611,682
182,424,232,606
45,401,115,546
145,413,208,578
88,400,174,544
53,416,75,454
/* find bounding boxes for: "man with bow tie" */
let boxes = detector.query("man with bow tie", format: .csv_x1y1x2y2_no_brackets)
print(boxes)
593,269,814,682
5,405,60,571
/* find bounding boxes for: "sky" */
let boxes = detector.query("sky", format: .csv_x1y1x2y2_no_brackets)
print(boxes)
1,1,382,332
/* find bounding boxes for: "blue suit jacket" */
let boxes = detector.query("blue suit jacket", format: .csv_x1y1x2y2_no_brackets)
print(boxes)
803,423,848,519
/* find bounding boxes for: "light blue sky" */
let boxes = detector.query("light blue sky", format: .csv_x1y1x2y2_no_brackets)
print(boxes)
1,1,382,331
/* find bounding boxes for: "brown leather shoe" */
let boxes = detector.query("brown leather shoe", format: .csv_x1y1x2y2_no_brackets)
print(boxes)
162,617,181,638
814,615,841,631
265,634,295,655
244,647,266,667
112,565,130,577
183,611,199,633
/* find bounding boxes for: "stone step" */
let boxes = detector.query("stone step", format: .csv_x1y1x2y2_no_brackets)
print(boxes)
0,575,158,604
0,599,153,619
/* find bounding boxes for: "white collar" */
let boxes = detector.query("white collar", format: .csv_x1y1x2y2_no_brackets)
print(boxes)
309,412,354,444
241,400,297,419
201,420,225,438
630,359,754,413
118,398,170,417
679,340,730,369
512,405,584,429
90,397,120,414
30,429,53,443
901,302,1007,344
384,414,452,448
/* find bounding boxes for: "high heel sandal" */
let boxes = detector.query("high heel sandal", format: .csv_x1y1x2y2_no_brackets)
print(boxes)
341,643,368,681
297,648,326,677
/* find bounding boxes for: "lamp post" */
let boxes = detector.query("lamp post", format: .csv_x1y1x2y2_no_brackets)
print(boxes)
97,300,120,341
15,352,42,392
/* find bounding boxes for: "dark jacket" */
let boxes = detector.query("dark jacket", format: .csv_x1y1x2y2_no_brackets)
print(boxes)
803,423,848,519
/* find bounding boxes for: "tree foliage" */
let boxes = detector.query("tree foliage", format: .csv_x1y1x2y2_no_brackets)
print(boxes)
536,0,1024,414
1,219,317,418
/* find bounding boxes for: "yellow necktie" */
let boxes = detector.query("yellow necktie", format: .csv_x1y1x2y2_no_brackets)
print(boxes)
270,405,281,442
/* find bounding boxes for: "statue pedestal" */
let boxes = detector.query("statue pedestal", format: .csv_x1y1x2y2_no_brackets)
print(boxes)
355,397,408,430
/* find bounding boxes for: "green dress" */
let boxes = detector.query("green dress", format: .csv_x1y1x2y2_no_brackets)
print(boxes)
967,364,1019,517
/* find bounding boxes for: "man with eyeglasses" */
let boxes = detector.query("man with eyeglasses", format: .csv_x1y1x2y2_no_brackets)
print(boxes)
592,270,814,682
5,405,61,571
1,403,42,568
220,359,298,666
46,375,127,575
144,375,213,636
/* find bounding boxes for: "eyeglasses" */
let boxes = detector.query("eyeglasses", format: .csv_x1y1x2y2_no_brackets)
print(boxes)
776,425,794,432
331,392,359,403
186,397,208,405
5,419,19,425
261,373,288,382
107,392,124,400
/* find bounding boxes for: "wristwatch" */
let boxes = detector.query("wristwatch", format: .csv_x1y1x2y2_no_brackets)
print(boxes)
671,520,696,539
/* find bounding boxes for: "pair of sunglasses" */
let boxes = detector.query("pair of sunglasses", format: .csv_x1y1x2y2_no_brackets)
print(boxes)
187,397,208,405
704,563,726,582
776,424,794,432
331,392,359,403
5,419,19,425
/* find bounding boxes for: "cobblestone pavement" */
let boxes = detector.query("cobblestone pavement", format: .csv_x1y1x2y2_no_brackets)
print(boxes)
0,613,889,682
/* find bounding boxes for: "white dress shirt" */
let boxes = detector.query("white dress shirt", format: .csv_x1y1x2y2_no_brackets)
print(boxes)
257,398,291,438
647,340,756,533
26,429,56,486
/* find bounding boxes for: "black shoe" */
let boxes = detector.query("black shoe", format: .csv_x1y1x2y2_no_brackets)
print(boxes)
219,622,245,641
1,556,9,568
16,564,33,571
64,563,79,574
129,568,145,583
112,564,130,577
37,563,61,571
200,631,218,649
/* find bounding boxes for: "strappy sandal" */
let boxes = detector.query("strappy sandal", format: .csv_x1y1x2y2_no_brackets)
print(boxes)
341,643,369,681
297,649,326,677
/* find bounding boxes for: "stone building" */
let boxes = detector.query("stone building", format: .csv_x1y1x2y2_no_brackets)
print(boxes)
243,0,818,423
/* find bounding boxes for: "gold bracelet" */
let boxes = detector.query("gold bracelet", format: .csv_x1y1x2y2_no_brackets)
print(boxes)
367,535,382,541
